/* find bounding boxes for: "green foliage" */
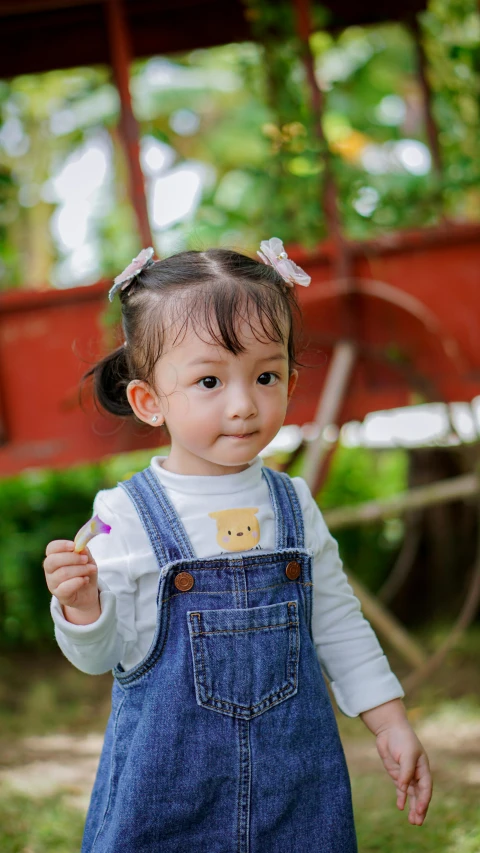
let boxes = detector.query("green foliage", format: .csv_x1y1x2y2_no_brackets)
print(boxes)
318,446,409,590
0,466,105,646
421,0,480,219
0,449,166,648
0,445,407,647
1,0,479,287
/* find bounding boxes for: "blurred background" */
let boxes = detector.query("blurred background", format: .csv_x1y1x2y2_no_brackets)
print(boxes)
0,0,479,850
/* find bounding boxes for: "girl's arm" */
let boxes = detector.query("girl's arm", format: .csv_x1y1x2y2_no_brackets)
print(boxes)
300,487,404,716
47,490,137,675
292,478,432,822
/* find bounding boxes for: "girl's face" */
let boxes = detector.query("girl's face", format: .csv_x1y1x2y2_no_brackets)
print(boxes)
129,317,297,476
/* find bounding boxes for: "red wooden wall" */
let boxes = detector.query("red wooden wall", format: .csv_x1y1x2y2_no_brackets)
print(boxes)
0,223,479,475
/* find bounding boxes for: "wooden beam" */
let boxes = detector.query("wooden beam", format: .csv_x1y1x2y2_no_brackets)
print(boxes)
105,0,153,249
301,340,357,491
410,17,442,176
292,0,349,279
323,473,480,531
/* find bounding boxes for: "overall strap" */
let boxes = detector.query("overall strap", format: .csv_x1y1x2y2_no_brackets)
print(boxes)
120,467,195,567
261,467,305,550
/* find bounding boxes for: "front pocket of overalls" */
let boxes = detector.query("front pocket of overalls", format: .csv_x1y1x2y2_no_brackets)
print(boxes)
187,600,299,720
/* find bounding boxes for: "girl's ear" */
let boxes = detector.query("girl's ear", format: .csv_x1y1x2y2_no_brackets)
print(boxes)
287,369,298,401
127,380,164,425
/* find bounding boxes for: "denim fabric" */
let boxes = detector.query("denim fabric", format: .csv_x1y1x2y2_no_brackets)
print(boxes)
82,466,357,853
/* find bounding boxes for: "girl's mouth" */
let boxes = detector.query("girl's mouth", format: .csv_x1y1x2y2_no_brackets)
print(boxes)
225,432,256,439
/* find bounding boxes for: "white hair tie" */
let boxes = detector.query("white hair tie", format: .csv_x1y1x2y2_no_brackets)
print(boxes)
257,237,311,287
108,247,155,302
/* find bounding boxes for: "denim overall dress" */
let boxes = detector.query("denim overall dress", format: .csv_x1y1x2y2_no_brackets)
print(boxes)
82,465,357,853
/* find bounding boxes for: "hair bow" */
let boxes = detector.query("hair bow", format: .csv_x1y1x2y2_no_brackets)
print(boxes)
257,237,311,287
108,247,155,302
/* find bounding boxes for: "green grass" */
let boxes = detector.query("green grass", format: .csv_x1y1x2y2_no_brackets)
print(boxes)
1,768,478,853
0,643,479,852
0,651,112,737
0,787,85,853
341,693,480,852
353,780,480,852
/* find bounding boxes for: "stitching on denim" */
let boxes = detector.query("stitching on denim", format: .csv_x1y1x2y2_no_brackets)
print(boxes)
163,580,312,605
233,562,240,609
279,472,305,548
263,467,304,549
153,548,310,573
115,592,171,686
199,684,297,717
143,468,195,559
189,612,208,701
121,479,168,567
143,469,189,554
277,472,297,548
122,470,196,567
287,602,300,687
236,721,242,853
237,719,251,853
123,477,178,568
146,472,190,558
188,603,299,718
191,621,298,636
237,564,248,610
261,467,284,549
192,613,209,701
90,691,126,851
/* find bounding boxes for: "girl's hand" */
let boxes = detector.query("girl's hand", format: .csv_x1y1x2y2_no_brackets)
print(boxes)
375,721,432,825
44,540,100,624
360,699,432,825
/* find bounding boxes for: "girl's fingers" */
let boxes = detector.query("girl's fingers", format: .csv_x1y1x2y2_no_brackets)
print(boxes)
44,552,93,575
48,564,97,592
406,789,418,822
414,756,433,817
396,787,407,811
404,757,432,825
54,576,92,603
397,754,416,794
45,540,75,556
409,798,425,826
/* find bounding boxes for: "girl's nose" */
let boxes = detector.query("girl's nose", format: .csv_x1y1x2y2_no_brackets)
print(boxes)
226,386,257,420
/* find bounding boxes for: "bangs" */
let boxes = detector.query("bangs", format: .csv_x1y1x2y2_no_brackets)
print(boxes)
172,279,291,355
123,249,302,386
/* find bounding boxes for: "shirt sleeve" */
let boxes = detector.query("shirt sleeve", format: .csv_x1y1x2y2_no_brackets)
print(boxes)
291,476,404,717
50,488,138,675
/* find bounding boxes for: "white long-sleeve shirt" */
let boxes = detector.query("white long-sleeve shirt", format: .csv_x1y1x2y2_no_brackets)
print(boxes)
51,455,403,717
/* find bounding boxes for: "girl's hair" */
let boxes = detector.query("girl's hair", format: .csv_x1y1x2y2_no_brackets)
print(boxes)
86,249,302,418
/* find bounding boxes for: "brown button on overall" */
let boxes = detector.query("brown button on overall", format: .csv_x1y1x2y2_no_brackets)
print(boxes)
285,561,301,580
174,571,194,592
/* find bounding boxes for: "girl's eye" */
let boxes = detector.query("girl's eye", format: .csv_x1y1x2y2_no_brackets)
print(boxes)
197,376,220,390
257,372,278,386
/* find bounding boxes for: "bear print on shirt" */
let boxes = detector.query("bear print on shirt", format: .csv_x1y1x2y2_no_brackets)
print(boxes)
208,508,260,552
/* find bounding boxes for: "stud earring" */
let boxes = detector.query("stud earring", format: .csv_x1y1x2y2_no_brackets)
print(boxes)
151,415,159,424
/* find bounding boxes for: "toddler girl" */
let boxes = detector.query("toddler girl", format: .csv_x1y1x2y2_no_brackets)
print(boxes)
44,241,432,853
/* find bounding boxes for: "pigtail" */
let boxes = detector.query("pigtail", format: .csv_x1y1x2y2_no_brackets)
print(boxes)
84,345,133,417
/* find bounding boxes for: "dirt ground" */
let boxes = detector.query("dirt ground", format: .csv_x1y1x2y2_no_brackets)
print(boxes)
0,645,479,840
1,704,479,816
